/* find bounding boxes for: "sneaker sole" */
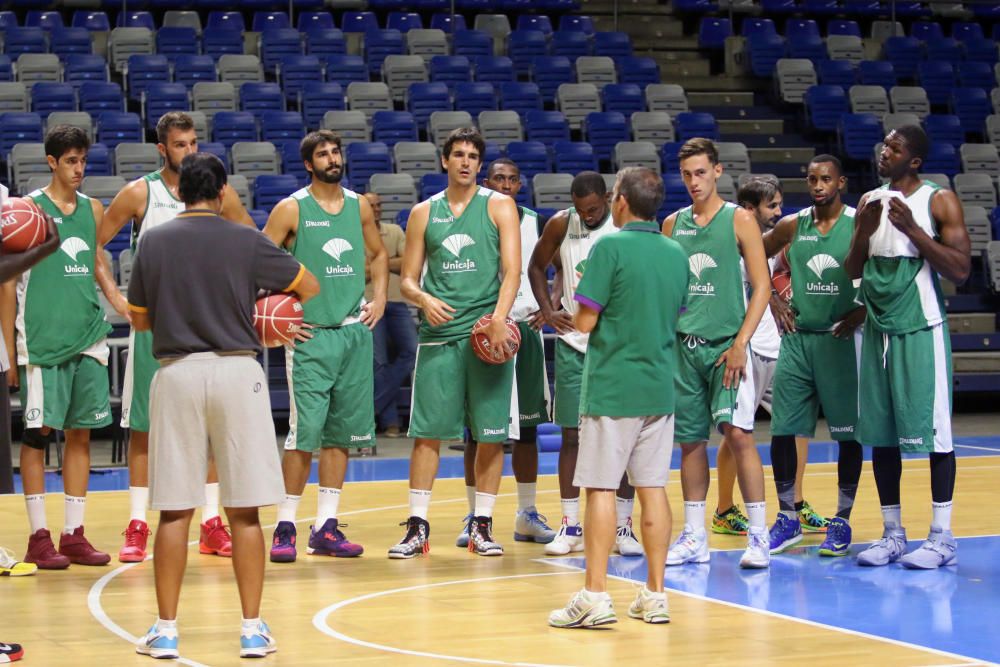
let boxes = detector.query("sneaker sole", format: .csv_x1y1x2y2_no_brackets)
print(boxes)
550,614,618,629
900,555,957,570
514,532,556,544
199,546,232,557
711,524,747,536
136,646,179,659
666,552,710,566
615,547,644,558
739,558,770,569
628,609,670,624
307,547,364,557
239,646,277,658
455,539,469,548
769,534,803,554
472,548,504,556
387,551,423,559
63,555,112,566
818,548,850,557
25,559,70,570
269,552,297,563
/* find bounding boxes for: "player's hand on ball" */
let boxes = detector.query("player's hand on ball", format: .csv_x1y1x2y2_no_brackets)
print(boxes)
479,316,515,363
360,298,386,330
290,322,314,343
715,344,747,390
420,293,455,326
545,309,575,334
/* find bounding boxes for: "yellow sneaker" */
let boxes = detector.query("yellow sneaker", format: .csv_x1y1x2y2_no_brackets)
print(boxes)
0,546,38,576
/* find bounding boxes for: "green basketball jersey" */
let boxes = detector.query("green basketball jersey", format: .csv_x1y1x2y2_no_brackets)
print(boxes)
788,205,860,331
18,190,112,366
421,186,500,342
289,187,366,327
671,203,745,339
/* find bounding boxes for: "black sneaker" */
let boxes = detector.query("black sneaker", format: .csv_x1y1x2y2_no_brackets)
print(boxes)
0,641,24,662
468,516,504,556
387,517,430,559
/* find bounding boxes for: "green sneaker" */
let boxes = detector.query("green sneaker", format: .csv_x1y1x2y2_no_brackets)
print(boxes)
711,505,749,535
798,501,829,533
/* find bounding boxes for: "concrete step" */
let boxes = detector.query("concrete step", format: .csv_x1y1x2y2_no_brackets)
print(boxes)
688,91,755,107
718,119,785,135
639,48,707,61
954,352,1000,373
678,75,768,92
660,59,712,77
949,312,996,334
583,0,672,15
623,17,685,39
749,147,816,164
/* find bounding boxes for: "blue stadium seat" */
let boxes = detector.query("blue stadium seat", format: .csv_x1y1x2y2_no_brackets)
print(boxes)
842,0,886,16
324,55,368,87
155,27,199,62
530,56,574,102
741,18,777,39
593,32,633,60
372,110,418,146
583,111,628,161
173,55,217,88
909,20,943,41
197,141,227,170
663,172,691,212
117,12,154,30
921,142,960,176
72,11,109,32
206,11,245,33
661,141,683,171
341,11,379,34
973,3,1000,17
420,172,448,199
345,142,392,193
505,140,551,178
804,84,848,131
278,55,324,104
252,12,290,32
97,111,142,149
917,61,955,105
144,82,189,129
957,61,995,91
785,18,820,41
212,111,259,147
838,112,881,160
26,10,62,29
364,29,405,75
277,139,308,185
395,208,410,228
126,54,170,102
698,18,732,50
951,21,984,42
204,30,245,61
254,174,299,210
788,36,827,63
524,110,571,146
827,19,861,37
882,37,922,80
240,82,285,117
297,12,334,32
761,0,799,13
601,83,643,115
259,28,304,73
0,112,42,157
301,82,345,129
249,209,268,229
963,39,999,65
305,28,347,60
499,81,543,114
387,12,422,33
84,142,111,175
79,82,124,114
406,81,452,127
429,55,473,86
479,141,503,178
4,28,47,58
30,82,75,117
474,56,516,84
858,60,897,89
616,56,660,87
0,55,11,82
508,30,549,78
922,113,964,148
430,13,467,33
950,87,991,136
552,31,591,59
453,30,493,58
260,110,305,143
0,11,16,31
817,59,856,89
675,111,719,141
552,140,597,172
517,15,553,34
51,27,92,61
747,34,787,78
559,15,595,34
64,55,108,87
453,82,497,117
925,38,963,66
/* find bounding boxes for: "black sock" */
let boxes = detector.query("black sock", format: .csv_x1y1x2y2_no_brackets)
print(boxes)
835,440,863,519
771,435,797,514
929,451,956,503
872,446,902,506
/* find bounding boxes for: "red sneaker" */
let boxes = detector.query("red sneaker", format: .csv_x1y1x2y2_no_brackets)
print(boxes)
199,516,233,557
58,527,111,566
24,529,70,570
118,519,151,563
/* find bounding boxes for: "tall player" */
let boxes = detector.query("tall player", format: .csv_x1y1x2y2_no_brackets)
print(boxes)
1,126,120,568
527,172,641,558
459,158,555,547
390,127,520,558
761,155,865,556
846,126,969,569
265,130,387,562
662,138,771,569
99,112,254,562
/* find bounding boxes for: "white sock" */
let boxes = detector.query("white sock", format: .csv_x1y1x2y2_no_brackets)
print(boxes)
25,494,46,534
561,497,580,525
202,483,220,523
129,486,149,522
744,501,766,531
409,488,432,520
240,617,260,635
615,496,634,527
276,494,301,524
684,501,707,534
156,618,178,638
316,487,341,528
516,482,536,511
880,504,902,529
931,501,952,532
64,495,86,533
474,492,497,518
466,485,476,514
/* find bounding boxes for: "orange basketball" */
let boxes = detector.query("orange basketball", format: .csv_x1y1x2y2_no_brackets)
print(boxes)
1,197,47,253
772,247,792,302
470,313,520,364
253,293,304,347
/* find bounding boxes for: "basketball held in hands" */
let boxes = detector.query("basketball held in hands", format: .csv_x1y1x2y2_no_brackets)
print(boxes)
254,293,304,347
1,197,47,253
470,313,520,364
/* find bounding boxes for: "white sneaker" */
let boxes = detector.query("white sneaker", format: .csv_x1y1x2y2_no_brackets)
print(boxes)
135,623,179,660
514,506,556,544
666,526,709,566
455,513,473,548
857,525,908,567
628,586,670,624
614,519,643,557
739,528,771,569
548,589,617,628
544,518,583,556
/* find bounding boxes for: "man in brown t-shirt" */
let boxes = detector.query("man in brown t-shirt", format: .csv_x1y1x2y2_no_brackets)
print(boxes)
364,191,416,438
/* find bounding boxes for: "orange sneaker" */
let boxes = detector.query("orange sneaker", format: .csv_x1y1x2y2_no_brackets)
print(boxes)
199,516,233,557
119,519,151,563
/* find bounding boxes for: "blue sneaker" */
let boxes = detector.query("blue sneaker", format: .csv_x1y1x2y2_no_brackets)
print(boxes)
135,623,179,659
818,517,852,557
768,513,803,554
308,518,363,557
514,506,556,543
455,513,474,548
239,620,276,658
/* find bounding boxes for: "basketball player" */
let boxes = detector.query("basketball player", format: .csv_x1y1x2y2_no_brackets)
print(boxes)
0,126,122,569
846,125,969,569
549,167,686,629
99,112,254,562
663,138,771,569
389,127,520,558
265,130,387,562
761,155,865,556
527,172,641,558
130,153,318,659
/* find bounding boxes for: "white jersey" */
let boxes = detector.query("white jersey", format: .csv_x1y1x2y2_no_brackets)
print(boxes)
743,256,781,359
133,171,185,249
510,207,540,322
558,207,616,353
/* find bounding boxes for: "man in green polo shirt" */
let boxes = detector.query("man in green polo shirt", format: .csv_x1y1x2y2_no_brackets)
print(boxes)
549,167,689,629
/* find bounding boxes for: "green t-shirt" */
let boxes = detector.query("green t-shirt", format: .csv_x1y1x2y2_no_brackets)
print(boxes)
575,221,689,417
787,205,860,331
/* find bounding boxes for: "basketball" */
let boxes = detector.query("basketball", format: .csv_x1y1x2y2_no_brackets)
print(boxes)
253,293,304,348
470,313,520,364
1,197,47,253
772,247,792,302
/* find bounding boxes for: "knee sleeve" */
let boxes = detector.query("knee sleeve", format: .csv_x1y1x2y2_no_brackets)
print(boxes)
22,428,52,450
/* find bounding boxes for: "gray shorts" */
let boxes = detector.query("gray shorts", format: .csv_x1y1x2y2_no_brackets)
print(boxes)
752,352,777,415
575,415,674,489
148,352,284,511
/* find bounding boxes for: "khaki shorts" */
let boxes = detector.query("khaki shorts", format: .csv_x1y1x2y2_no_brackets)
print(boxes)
148,352,284,510
575,414,675,489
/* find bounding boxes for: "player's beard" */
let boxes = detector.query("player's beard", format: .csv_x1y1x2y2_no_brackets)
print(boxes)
164,154,181,173
313,165,343,184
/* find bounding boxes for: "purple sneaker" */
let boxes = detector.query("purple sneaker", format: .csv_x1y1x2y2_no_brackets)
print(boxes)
269,521,297,563
768,513,803,554
308,519,364,557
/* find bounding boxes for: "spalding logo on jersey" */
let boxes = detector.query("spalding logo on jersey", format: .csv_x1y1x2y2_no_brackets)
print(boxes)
688,252,717,295
61,237,91,276
441,234,477,273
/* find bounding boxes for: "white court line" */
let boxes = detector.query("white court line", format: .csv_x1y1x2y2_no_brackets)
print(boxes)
954,443,1000,453
312,572,580,667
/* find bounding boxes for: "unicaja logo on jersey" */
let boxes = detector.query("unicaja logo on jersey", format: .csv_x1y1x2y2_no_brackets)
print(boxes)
688,253,717,295
61,237,91,275
322,238,355,276
805,254,841,296
441,234,477,273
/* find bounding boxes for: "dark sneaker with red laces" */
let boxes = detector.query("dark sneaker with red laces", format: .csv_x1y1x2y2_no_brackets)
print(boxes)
269,521,297,563
308,518,363,557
